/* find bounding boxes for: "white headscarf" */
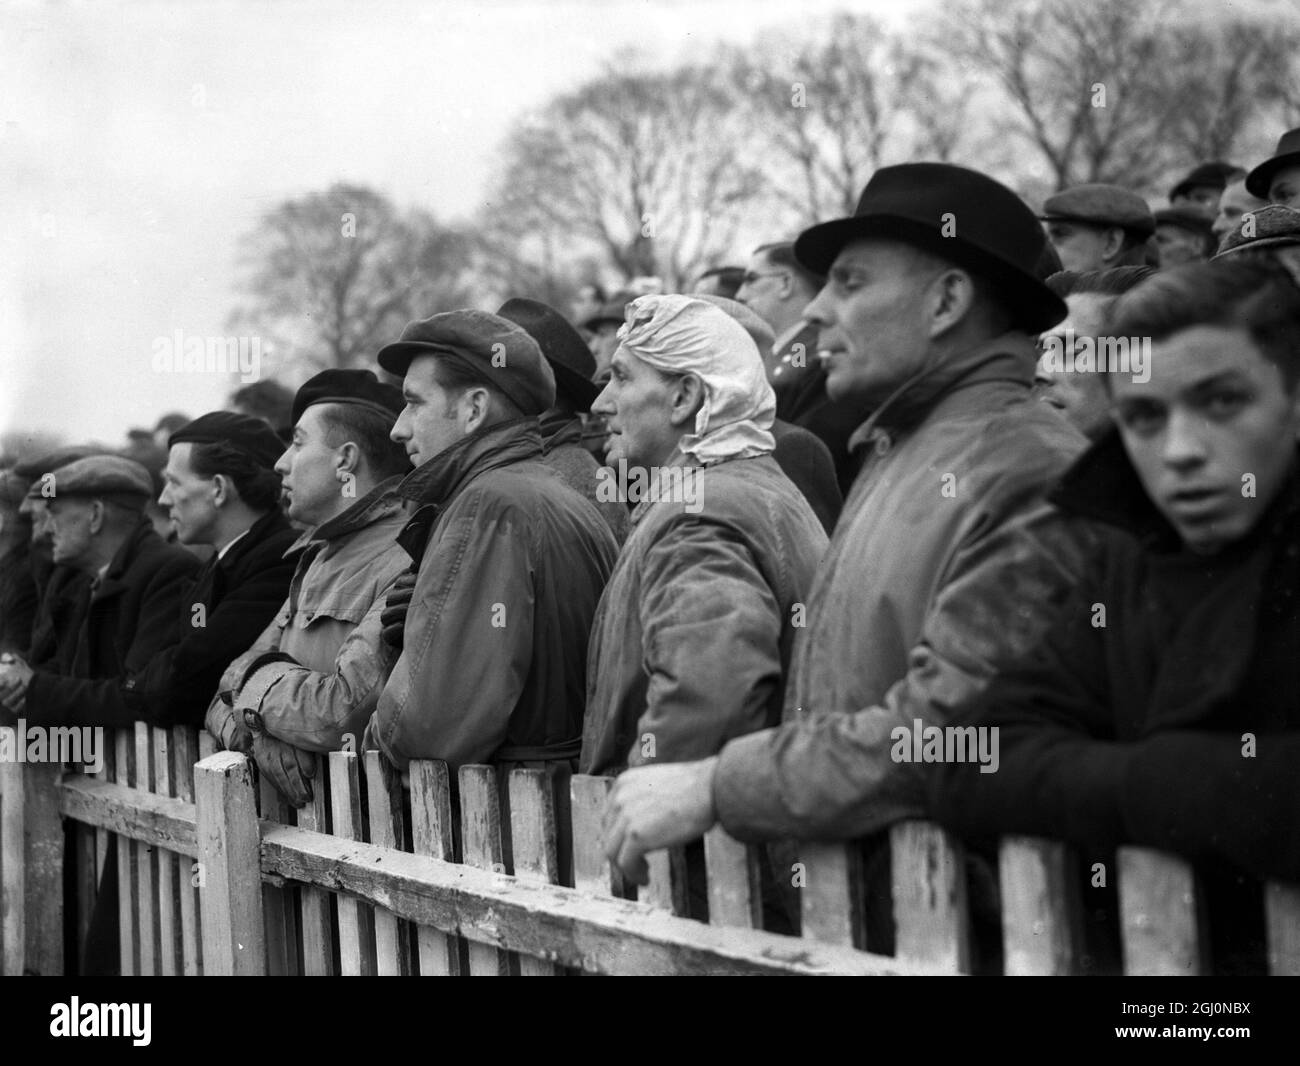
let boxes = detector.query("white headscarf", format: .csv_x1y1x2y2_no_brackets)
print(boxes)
616,294,776,465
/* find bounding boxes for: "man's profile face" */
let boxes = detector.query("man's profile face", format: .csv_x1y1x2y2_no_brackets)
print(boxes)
735,252,788,329
590,348,684,470
802,238,935,408
1155,223,1206,267
1111,324,1300,554
1212,180,1265,242
47,497,96,567
1044,220,1115,273
159,443,220,546
276,406,346,527
1035,292,1115,441
390,357,464,468
1268,164,1300,209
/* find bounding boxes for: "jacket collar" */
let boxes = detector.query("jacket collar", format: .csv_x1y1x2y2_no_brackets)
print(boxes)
220,507,292,569
1050,428,1300,555
94,518,159,600
395,417,544,507
287,475,407,555
539,409,583,453
848,331,1037,450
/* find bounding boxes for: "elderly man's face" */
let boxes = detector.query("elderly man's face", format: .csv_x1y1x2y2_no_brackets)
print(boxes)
802,238,937,408
591,348,685,469
1155,223,1207,267
1212,180,1266,242
46,497,97,568
1044,220,1116,273
1112,324,1300,554
1269,164,1300,209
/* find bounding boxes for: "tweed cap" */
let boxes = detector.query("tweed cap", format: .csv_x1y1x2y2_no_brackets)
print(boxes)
12,443,102,481
291,368,404,427
1214,204,1300,257
1040,184,1156,237
43,455,153,509
168,411,284,469
376,309,556,417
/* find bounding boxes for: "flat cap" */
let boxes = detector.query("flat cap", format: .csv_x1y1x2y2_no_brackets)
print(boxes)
168,411,284,469
12,443,101,481
1041,184,1156,237
1154,205,1214,237
376,309,555,417
1215,204,1300,257
45,455,153,508
291,368,404,427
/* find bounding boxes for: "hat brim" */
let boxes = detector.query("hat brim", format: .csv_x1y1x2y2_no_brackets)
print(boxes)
794,215,1067,333
376,341,446,377
1214,234,1300,258
1246,150,1300,199
550,360,601,411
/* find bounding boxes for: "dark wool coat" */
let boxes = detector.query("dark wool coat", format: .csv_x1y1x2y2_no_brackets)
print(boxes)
0,538,39,655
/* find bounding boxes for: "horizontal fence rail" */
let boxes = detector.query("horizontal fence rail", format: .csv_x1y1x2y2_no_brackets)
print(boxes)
2,725,1298,975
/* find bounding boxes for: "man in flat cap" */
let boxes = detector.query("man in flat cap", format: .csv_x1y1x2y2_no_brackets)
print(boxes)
204,371,413,807
363,309,618,773
0,455,200,723
603,165,1095,948
498,297,630,543
1040,183,1156,273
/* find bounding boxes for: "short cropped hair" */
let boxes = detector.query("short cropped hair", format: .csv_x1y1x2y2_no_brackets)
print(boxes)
315,403,411,480
1109,258,1300,389
755,242,825,295
429,356,525,424
187,441,282,511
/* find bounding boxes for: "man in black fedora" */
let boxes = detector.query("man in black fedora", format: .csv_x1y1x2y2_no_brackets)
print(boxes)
1246,127,1300,209
601,163,1096,940
498,297,629,542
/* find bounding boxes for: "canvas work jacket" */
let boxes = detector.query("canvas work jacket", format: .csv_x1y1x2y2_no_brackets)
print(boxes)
367,418,619,770
213,479,410,752
711,332,1095,841
581,451,828,776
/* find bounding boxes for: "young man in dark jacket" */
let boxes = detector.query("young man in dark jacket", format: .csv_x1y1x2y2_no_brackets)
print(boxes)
929,257,1300,972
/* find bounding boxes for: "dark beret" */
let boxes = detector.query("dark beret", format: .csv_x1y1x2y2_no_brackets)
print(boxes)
168,411,284,470
1041,184,1156,237
44,455,153,509
376,309,555,417
291,368,404,428
12,443,102,481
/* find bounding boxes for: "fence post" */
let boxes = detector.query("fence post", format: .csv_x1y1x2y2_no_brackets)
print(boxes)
891,821,969,973
1117,847,1205,976
195,751,265,975
0,755,23,974
999,837,1082,975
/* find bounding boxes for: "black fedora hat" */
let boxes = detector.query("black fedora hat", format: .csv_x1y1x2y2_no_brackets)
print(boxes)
1246,128,1300,200
793,162,1067,333
1169,160,1239,201
498,297,601,411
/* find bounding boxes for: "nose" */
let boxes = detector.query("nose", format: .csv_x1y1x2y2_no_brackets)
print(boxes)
391,408,411,443
1162,407,1208,469
803,285,832,329
158,485,170,508
591,380,615,417
273,445,292,478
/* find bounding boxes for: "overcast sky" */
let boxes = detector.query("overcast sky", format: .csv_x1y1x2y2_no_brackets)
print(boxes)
0,0,928,450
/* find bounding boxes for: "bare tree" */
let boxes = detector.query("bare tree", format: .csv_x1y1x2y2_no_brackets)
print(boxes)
478,57,764,293
947,0,1300,191
227,183,474,378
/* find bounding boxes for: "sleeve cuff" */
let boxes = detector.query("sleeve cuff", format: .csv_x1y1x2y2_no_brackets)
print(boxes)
236,660,298,730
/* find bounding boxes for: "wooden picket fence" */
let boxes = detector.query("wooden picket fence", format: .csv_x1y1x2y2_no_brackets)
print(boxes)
3,723,1300,975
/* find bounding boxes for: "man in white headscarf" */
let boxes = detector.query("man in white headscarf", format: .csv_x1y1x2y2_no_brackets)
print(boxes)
580,294,828,778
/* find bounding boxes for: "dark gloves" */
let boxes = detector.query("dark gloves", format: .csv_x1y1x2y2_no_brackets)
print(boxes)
246,710,316,809
380,570,418,650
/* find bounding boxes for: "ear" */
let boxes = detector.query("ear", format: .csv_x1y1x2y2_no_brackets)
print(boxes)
1101,227,1126,262
335,441,360,477
462,387,493,434
927,269,977,338
211,473,231,508
88,500,106,535
668,373,706,430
